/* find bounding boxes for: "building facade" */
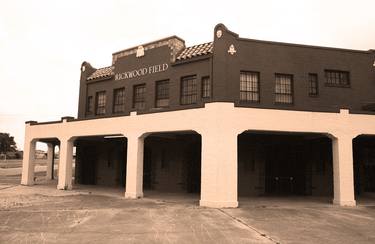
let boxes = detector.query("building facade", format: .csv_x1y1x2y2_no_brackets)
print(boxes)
22,24,375,207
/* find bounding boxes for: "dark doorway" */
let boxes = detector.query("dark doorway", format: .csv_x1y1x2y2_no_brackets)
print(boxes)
265,143,306,195
238,132,333,197
75,136,127,187
353,136,375,198
143,132,201,194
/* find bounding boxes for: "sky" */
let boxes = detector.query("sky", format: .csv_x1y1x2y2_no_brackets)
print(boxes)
1,0,375,150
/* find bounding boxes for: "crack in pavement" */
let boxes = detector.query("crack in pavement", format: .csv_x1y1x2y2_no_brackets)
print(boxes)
0,185,17,191
217,209,280,244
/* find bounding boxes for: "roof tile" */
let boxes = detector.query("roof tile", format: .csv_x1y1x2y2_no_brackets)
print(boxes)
176,42,213,60
87,66,114,81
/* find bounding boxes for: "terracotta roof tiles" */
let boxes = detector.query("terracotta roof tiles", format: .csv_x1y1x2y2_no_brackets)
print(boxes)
176,42,213,60
87,66,114,81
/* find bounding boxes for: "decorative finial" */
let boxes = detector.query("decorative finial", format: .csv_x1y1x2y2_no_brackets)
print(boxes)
228,44,236,55
216,30,222,38
136,46,145,57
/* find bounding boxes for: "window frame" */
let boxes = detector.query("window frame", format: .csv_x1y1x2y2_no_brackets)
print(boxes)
95,91,106,115
239,71,260,103
324,69,350,87
201,76,211,99
155,80,170,108
274,73,294,105
86,96,93,115
113,87,125,114
133,84,146,110
180,75,198,105
308,73,319,97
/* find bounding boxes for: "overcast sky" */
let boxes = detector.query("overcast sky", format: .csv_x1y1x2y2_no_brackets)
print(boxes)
1,0,375,150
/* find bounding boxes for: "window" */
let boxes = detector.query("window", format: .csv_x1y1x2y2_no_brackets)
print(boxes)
308,73,318,96
240,71,260,102
275,74,293,104
181,75,197,105
133,84,146,110
86,96,93,114
325,70,350,87
201,76,211,98
155,80,169,108
95,91,106,115
113,88,125,113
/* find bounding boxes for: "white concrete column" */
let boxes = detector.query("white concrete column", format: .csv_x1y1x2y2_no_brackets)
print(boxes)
200,130,238,208
46,143,54,180
57,138,74,190
21,139,37,185
332,134,356,206
125,135,144,199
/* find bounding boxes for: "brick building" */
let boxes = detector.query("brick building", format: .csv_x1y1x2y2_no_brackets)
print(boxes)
22,24,375,207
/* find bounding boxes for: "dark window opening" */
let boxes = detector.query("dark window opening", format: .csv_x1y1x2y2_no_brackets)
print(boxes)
181,75,197,105
133,84,146,110
155,80,169,108
113,88,125,113
95,91,106,115
308,73,319,96
86,96,93,114
202,76,211,98
275,74,293,104
325,70,350,87
240,71,260,102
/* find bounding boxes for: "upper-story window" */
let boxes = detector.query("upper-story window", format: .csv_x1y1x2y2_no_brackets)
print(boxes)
201,76,211,98
156,80,169,108
133,84,146,110
275,74,293,104
181,75,197,105
95,91,106,115
240,71,260,102
86,96,93,114
325,70,350,87
308,73,318,96
113,88,125,113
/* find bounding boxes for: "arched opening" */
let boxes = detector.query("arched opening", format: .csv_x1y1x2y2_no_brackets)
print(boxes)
238,131,333,202
34,138,60,186
353,135,375,204
74,135,127,190
142,131,201,200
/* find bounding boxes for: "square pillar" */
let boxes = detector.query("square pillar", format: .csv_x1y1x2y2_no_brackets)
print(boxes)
46,143,54,180
21,139,36,185
125,135,144,199
57,138,74,190
200,130,238,208
332,135,356,206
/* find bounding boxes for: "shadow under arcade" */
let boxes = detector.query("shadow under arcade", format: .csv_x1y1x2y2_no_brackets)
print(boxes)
238,132,334,198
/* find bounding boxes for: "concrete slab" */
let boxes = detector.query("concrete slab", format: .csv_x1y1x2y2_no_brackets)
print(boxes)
1,163,375,243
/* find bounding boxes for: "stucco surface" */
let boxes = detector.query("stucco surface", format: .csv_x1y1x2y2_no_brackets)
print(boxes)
21,103,375,207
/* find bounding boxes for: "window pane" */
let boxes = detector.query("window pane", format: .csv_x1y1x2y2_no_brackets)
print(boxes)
86,96,93,114
113,88,125,113
202,76,211,98
156,80,169,108
95,91,106,115
240,72,259,102
133,85,146,110
275,74,293,104
308,74,318,96
325,70,350,86
181,76,197,105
